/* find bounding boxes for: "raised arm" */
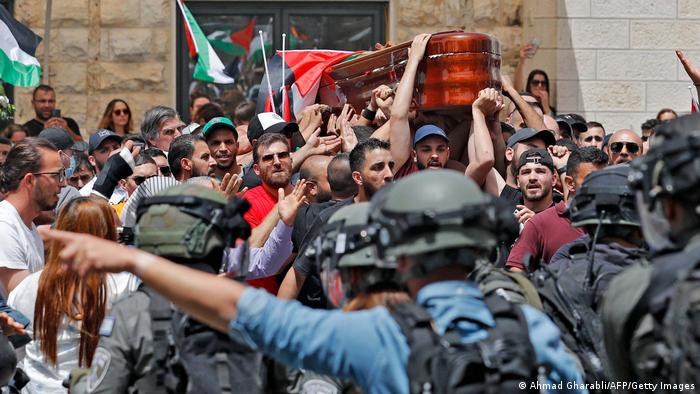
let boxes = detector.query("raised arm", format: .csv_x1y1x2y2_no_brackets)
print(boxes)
514,43,537,92
677,49,700,99
465,88,502,186
502,75,546,130
389,33,431,170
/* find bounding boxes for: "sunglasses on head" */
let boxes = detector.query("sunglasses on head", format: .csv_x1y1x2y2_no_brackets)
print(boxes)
113,109,130,116
159,166,171,176
531,80,547,87
610,142,640,154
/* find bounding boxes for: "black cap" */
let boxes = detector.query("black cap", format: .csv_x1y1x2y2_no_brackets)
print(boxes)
88,129,123,154
506,127,556,148
501,122,516,136
556,114,587,137
516,148,555,173
38,127,73,151
247,112,299,143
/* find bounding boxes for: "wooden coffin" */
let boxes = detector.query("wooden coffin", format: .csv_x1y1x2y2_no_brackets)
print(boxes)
319,31,502,112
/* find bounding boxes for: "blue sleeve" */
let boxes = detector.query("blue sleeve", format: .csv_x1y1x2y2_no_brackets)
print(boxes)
231,288,409,393
521,305,589,394
0,295,31,348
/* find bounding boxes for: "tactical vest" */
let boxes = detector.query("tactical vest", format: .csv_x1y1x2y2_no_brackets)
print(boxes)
389,294,540,394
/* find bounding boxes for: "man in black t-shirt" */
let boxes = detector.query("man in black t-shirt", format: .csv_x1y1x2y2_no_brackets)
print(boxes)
23,85,81,140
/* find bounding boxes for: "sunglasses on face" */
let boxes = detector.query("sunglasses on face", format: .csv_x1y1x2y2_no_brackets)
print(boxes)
159,166,172,177
261,151,291,163
113,109,130,116
531,80,547,87
583,135,603,143
610,142,640,154
133,175,156,186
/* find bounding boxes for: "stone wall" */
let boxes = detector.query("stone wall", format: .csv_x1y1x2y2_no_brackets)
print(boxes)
523,0,700,133
392,0,525,76
13,0,173,138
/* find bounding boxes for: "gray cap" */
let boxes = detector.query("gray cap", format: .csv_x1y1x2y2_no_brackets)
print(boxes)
38,127,73,151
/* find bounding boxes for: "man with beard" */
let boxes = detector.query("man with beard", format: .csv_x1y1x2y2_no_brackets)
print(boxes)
277,138,394,304
202,117,243,181
298,155,332,204
507,148,587,272
22,85,81,140
0,138,65,296
80,129,126,204
607,129,643,165
168,134,216,181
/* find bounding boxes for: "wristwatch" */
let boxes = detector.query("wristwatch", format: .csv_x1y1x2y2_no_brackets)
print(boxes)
362,108,376,121
557,164,567,174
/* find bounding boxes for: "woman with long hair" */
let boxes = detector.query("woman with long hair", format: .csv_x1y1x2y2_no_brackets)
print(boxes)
525,69,556,115
8,197,138,393
97,99,134,136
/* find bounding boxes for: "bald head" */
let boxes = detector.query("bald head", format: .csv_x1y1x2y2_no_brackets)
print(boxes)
543,115,561,139
607,129,643,164
299,155,332,203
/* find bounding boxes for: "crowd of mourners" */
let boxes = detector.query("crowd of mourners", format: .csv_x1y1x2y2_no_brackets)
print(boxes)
0,33,699,394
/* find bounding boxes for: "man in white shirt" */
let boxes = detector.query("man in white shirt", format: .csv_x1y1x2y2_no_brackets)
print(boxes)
0,138,65,296
80,129,128,204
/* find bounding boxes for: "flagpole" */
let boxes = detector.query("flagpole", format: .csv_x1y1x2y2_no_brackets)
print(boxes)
43,0,53,84
259,30,276,113
281,33,287,119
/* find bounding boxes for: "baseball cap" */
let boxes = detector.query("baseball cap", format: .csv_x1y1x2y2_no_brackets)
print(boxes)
413,124,449,147
501,122,516,136
38,127,73,151
88,129,123,154
506,127,556,148
556,114,587,137
202,117,237,140
516,148,555,173
247,112,299,143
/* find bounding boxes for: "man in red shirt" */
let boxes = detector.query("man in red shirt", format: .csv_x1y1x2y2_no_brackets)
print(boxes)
242,132,295,293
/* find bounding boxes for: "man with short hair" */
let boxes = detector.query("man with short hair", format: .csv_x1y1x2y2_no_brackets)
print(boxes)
233,100,256,157
606,129,643,165
298,155,332,204
514,149,556,215
189,92,211,122
80,129,128,204
577,121,605,149
22,85,81,140
141,106,185,153
0,137,11,165
142,148,170,177
202,117,242,180
556,114,587,142
278,138,394,303
640,118,660,153
168,134,216,181
0,138,64,295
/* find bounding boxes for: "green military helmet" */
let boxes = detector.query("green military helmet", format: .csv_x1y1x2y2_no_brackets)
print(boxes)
316,202,400,307
135,183,251,262
374,170,504,259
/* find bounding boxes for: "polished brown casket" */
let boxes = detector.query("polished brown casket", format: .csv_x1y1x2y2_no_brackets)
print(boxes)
319,31,502,112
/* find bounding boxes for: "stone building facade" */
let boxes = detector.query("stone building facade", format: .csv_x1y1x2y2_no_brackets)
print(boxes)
11,0,699,137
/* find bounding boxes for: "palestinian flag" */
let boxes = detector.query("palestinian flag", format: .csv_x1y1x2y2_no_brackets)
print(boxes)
0,4,42,87
255,50,359,120
176,0,234,84
248,30,273,66
207,18,255,57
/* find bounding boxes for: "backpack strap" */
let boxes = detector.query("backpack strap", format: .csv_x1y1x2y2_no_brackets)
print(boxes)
215,352,233,394
140,285,175,389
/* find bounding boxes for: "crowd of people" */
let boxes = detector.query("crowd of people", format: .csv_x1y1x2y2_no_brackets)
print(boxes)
0,33,699,393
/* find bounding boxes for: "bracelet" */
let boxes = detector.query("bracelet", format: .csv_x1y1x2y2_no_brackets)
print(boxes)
362,108,377,121
557,165,567,174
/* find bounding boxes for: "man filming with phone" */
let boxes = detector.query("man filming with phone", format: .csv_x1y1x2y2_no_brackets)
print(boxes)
23,84,82,141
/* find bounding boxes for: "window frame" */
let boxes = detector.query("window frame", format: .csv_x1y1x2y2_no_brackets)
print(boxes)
175,1,387,118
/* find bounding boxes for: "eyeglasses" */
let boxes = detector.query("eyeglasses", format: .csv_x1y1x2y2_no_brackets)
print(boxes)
261,151,291,162
531,80,548,87
610,142,640,154
33,168,66,182
132,175,156,186
583,135,603,143
159,166,172,177
113,109,130,116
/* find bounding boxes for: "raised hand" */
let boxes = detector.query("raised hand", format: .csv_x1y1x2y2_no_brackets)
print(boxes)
519,43,537,60
340,117,358,152
218,173,247,200
277,180,308,226
408,33,431,63
677,49,700,86
472,88,504,116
